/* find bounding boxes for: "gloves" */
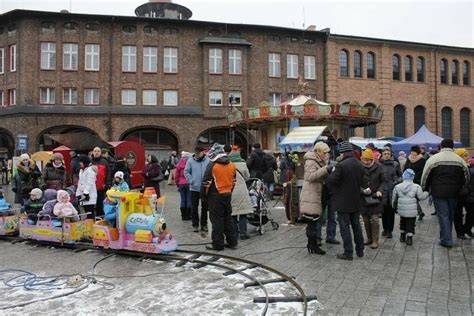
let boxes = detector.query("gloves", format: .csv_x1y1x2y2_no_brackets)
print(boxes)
84,194,90,201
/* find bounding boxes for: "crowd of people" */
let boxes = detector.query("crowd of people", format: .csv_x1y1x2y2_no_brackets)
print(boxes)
2,138,472,257
300,138,470,260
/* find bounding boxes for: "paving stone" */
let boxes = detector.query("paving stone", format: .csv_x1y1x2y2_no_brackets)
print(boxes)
405,300,426,313
337,306,361,315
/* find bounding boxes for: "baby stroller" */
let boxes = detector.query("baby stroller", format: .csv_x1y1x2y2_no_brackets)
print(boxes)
246,178,279,235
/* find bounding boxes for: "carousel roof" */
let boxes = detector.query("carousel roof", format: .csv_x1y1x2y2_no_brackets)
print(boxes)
280,95,330,106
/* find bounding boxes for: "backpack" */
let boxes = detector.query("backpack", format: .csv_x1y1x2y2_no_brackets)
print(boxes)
95,163,107,191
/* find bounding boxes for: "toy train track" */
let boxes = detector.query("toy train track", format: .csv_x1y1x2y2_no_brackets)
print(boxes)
1,236,315,315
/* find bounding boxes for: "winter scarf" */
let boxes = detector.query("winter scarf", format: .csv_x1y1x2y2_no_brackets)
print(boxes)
228,153,245,163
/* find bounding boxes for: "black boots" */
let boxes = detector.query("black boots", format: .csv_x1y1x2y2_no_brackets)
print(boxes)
406,235,413,246
400,232,406,242
306,221,325,255
307,237,326,255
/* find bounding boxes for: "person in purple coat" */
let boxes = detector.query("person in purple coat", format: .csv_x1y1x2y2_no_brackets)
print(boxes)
142,155,163,198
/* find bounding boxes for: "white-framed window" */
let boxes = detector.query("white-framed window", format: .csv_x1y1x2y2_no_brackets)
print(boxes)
84,88,99,105
63,88,77,105
268,93,281,106
40,42,55,70
0,91,4,106
229,49,242,75
9,45,16,72
0,48,4,74
228,91,241,106
287,54,298,79
85,44,100,71
143,89,157,105
163,90,178,106
209,48,223,74
63,43,78,71
164,47,178,73
287,93,297,100
209,91,223,106
304,55,316,80
121,89,137,105
8,89,16,105
268,53,280,77
40,88,55,104
122,46,137,72
143,46,157,73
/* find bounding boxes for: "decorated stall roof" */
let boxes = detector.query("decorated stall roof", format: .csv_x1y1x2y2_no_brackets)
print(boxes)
278,126,334,153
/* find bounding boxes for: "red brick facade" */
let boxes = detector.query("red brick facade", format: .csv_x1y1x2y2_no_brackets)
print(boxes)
0,9,472,156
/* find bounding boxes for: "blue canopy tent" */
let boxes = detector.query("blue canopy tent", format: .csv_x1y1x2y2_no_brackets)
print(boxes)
392,125,462,155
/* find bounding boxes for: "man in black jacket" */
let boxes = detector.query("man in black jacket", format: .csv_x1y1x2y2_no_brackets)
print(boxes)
326,141,368,260
421,139,469,248
246,143,266,179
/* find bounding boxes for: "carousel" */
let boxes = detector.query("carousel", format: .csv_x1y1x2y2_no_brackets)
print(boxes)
227,79,383,153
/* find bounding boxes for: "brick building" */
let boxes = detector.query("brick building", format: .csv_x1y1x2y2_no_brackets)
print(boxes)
0,0,472,158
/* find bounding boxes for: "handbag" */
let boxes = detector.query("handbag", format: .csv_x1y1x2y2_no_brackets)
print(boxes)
150,169,164,182
364,195,381,207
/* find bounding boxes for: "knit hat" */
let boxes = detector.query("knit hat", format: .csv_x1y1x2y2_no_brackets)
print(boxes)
79,155,91,166
57,190,70,203
114,171,124,180
366,142,376,150
410,145,421,155
361,149,374,160
403,168,415,180
338,141,353,153
454,148,468,158
181,151,192,159
52,153,64,161
207,143,226,162
43,189,57,202
30,188,43,199
20,153,30,161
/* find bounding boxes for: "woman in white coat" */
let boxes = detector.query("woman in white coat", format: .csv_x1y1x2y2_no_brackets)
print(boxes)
76,155,98,218
228,147,254,240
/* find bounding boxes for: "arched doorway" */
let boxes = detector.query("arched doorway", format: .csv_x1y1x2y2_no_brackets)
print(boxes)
0,129,14,158
37,126,99,151
197,127,248,158
121,127,178,162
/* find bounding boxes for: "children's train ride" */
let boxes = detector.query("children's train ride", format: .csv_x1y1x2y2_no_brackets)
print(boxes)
0,188,178,254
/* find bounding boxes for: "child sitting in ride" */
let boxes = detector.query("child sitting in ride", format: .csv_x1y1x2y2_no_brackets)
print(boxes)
37,189,58,220
112,171,130,192
23,188,45,224
0,188,13,215
53,190,79,222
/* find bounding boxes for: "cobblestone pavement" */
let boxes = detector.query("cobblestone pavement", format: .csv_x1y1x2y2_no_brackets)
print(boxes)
1,182,473,315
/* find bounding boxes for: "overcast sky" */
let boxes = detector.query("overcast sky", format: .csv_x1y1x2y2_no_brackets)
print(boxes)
1,0,472,48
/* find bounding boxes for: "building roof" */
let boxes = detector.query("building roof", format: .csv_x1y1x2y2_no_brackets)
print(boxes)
0,9,328,38
330,33,474,53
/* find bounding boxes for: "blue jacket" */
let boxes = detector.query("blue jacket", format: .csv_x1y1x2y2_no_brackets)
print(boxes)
184,155,210,192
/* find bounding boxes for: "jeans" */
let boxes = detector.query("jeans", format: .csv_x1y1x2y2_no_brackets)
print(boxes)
208,193,237,249
433,197,458,246
233,215,249,238
191,191,208,228
178,184,192,208
400,217,416,235
337,212,364,256
316,207,337,241
382,203,395,232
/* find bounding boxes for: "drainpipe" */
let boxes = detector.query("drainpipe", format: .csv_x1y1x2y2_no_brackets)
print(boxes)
106,16,115,141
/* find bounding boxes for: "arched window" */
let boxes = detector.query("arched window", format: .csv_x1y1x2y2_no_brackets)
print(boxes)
440,59,448,84
417,57,425,82
353,51,362,78
441,107,453,138
394,104,406,137
85,23,100,31
405,56,413,81
367,52,375,79
451,60,459,85
392,54,400,80
339,50,349,77
414,105,425,132
122,25,137,33
143,25,157,34
463,61,470,85
460,108,471,147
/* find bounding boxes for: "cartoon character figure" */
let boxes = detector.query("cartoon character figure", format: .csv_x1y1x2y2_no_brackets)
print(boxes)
53,190,78,221
103,188,120,226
